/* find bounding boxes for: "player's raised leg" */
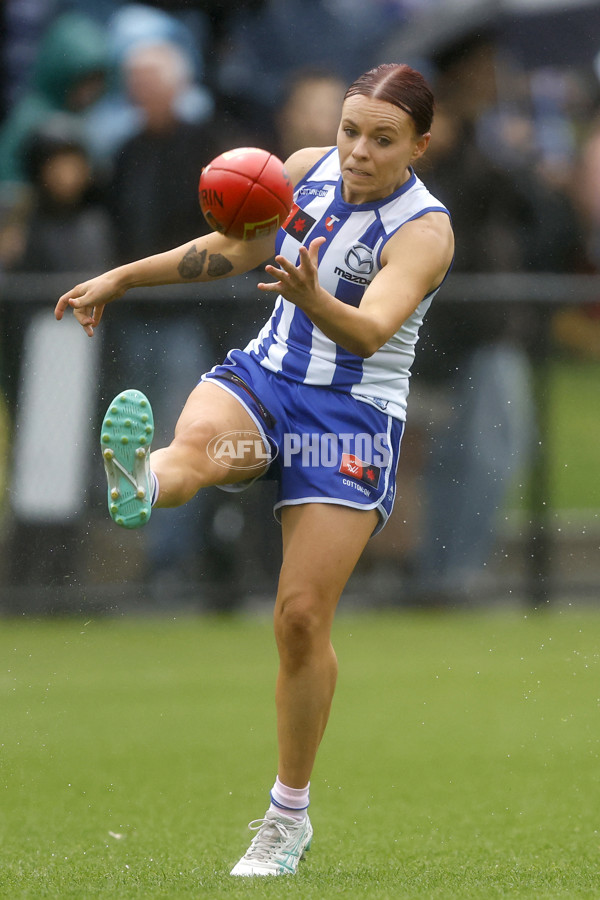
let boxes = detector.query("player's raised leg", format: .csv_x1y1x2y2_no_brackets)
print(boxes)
231,502,378,876
101,381,270,528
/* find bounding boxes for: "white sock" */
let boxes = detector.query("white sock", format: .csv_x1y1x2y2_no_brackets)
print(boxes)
269,776,310,821
150,471,159,506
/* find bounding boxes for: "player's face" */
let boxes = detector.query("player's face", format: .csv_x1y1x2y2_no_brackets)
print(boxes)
337,95,430,204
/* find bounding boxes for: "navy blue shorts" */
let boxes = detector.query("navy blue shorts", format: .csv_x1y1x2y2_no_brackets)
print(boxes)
202,349,404,535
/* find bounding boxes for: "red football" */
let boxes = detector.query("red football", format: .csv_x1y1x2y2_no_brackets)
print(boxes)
199,147,294,241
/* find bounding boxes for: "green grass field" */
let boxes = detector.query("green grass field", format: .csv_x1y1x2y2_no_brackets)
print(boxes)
2,608,600,898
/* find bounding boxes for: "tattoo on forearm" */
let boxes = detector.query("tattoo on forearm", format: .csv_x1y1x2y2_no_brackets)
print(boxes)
207,254,234,277
177,246,234,279
177,245,206,279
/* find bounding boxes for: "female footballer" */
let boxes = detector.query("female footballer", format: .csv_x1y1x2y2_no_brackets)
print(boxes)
55,63,454,876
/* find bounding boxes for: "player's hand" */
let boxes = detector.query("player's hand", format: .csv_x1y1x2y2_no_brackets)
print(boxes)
259,236,326,311
54,273,125,337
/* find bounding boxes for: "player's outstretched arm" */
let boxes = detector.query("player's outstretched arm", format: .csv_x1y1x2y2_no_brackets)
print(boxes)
55,230,277,337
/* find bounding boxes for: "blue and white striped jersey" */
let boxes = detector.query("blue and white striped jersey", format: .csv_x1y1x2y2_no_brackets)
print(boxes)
244,148,450,421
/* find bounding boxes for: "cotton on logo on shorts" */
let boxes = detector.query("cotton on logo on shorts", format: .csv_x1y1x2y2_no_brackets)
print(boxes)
206,431,275,470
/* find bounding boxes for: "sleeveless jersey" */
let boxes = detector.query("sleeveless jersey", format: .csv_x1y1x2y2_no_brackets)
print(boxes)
244,148,450,421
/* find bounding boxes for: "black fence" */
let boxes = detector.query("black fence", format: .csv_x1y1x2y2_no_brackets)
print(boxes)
0,270,598,614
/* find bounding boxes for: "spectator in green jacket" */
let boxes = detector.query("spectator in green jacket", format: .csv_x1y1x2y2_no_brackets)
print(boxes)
0,12,109,188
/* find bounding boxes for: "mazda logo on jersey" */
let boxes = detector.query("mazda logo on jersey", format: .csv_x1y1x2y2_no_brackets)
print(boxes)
345,243,374,275
283,204,317,241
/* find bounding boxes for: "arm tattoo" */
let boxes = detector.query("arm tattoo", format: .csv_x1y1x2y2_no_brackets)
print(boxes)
207,253,234,277
177,245,206,279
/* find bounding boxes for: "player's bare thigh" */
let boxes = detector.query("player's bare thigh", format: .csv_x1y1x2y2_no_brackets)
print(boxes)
151,379,271,491
277,502,379,615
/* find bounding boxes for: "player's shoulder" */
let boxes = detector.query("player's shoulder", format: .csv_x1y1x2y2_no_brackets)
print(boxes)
382,209,454,273
284,146,334,187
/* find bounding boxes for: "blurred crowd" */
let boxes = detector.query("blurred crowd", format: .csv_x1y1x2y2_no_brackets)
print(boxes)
1,0,599,607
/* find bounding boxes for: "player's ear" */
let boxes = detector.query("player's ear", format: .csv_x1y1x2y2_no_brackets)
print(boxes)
411,132,431,162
